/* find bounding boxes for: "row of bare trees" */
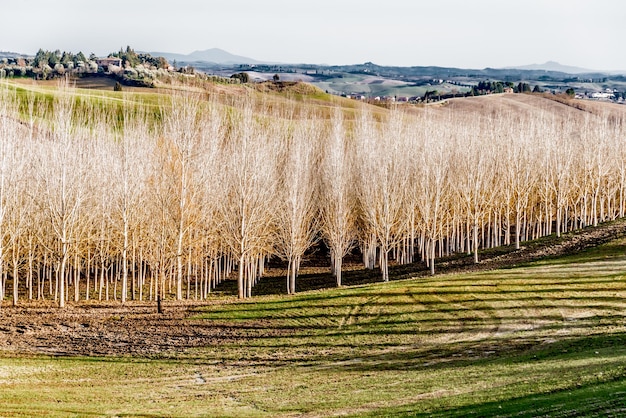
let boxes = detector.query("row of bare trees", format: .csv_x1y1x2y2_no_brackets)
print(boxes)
1,83,625,307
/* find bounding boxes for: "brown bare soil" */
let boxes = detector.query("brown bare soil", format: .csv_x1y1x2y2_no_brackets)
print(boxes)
2,218,625,358
0,301,293,357
0,303,233,356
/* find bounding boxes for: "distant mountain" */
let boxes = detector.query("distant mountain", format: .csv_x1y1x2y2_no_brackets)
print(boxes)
0,50,27,59
505,61,598,75
327,62,582,81
148,48,267,65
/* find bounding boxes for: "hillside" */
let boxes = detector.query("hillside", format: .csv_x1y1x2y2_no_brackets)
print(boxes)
434,91,626,117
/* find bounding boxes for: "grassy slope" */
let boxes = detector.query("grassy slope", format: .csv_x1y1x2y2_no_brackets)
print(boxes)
1,77,378,133
1,236,625,417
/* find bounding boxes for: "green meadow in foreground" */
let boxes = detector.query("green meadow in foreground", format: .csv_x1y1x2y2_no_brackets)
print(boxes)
1,238,626,417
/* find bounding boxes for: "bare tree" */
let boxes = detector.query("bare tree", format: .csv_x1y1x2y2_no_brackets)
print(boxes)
0,88,29,306
356,110,409,281
4,79,626,304
34,81,92,308
108,106,151,303
416,127,450,275
161,93,207,300
194,101,224,297
217,100,278,298
451,117,496,264
318,109,356,286
274,116,320,294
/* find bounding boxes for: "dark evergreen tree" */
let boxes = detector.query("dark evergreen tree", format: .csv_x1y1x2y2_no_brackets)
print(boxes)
75,52,87,64
231,72,250,83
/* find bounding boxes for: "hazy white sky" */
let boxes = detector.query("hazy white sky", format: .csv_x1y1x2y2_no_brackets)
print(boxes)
3,0,625,70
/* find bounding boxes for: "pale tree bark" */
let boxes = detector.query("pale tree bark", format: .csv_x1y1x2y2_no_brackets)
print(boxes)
583,116,613,227
0,94,13,307
194,102,223,297
499,113,539,249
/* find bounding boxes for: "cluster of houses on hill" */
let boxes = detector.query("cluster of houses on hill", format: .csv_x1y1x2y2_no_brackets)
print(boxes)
575,89,624,103
0,51,172,84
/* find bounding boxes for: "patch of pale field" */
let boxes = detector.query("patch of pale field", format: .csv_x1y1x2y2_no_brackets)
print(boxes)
0,364,56,383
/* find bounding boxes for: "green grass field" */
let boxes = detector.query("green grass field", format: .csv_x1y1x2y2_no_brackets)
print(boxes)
1,236,625,416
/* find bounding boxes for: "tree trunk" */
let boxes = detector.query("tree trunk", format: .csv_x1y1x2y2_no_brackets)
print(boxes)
289,257,298,295
515,210,522,250
238,254,245,299
28,249,34,301
72,253,79,302
122,221,129,303
12,258,18,307
430,238,436,276
335,254,343,287
286,259,292,294
176,232,184,301
473,222,479,264
59,240,68,308
380,247,389,282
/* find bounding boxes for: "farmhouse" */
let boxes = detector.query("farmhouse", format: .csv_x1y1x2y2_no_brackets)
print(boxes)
95,57,123,72
590,91,615,100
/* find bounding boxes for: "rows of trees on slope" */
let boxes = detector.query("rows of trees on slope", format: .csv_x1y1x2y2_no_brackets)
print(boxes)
1,82,625,307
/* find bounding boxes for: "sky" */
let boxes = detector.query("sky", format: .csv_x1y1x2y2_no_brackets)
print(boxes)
3,0,626,71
